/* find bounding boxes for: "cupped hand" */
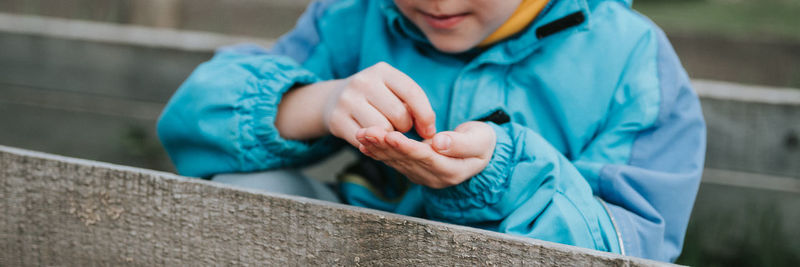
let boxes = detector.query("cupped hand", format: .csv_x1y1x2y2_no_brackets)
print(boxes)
324,62,436,147
355,121,496,189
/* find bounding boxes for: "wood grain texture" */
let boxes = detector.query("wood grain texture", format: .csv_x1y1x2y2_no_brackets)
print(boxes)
0,146,669,266
701,96,800,178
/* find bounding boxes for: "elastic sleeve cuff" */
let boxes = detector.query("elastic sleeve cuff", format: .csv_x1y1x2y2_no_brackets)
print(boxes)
234,56,332,169
422,122,515,211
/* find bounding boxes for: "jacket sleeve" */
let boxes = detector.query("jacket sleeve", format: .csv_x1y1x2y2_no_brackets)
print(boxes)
420,27,705,261
157,0,362,178
420,120,582,220
573,28,706,261
421,121,611,251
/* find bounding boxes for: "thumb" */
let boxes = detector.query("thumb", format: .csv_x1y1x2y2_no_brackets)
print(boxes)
432,123,494,158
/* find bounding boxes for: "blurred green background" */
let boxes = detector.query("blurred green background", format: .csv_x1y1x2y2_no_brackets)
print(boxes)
636,0,800,89
638,0,800,42
0,0,798,265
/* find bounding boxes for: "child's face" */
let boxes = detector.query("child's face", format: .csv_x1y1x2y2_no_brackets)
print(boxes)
394,0,521,53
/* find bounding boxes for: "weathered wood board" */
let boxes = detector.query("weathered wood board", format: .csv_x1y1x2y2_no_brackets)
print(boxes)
0,0,309,38
695,80,800,178
0,145,667,266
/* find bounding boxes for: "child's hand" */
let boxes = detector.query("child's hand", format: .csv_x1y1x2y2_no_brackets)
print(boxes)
355,121,496,189
323,62,436,147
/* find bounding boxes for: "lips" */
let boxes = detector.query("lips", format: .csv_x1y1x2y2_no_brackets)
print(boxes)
421,11,469,30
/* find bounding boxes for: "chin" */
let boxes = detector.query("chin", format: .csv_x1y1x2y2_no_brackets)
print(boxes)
429,38,478,54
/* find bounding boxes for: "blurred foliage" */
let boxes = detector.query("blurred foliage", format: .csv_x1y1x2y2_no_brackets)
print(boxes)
635,0,800,41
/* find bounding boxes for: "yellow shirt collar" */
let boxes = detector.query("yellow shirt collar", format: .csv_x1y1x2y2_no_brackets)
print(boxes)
478,0,550,47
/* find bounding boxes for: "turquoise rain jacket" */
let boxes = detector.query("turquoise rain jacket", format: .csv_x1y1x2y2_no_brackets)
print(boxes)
157,0,705,261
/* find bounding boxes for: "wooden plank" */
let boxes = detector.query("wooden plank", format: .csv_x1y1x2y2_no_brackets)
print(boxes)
702,168,800,194
0,83,165,121
681,180,800,264
0,12,275,52
669,33,800,88
694,80,800,105
0,102,173,172
0,0,309,38
697,83,800,178
0,145,668,266
0,32,210,103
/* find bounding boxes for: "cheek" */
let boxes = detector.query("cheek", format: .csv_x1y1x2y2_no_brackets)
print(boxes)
393,0,417,20
393,0,410,9
447,16,498,46
461,18,494,41
473,1,521,31
476,13,508,33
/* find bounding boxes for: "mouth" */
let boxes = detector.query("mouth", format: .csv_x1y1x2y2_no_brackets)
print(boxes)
420,10,469,30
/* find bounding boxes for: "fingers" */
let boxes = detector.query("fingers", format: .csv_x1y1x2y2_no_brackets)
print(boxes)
356,127,432,161
384,131,433,160
336,62,431,138
356,127,395,160
354,127,481,189
366,88,414,132
356,128,446,188
372,62,437,139
351,99,394,132
328,113,362,147
431,121,496,158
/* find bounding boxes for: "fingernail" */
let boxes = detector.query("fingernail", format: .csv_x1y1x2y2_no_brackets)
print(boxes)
366,136,378,144
433,135,450,151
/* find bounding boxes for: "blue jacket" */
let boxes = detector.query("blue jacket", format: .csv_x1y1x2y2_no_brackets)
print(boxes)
157,0,705,261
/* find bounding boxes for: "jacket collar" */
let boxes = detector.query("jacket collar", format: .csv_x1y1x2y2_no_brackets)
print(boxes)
380,0,592,64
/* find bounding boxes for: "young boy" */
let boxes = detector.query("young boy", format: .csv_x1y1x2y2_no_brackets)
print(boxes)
157,0,705,262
